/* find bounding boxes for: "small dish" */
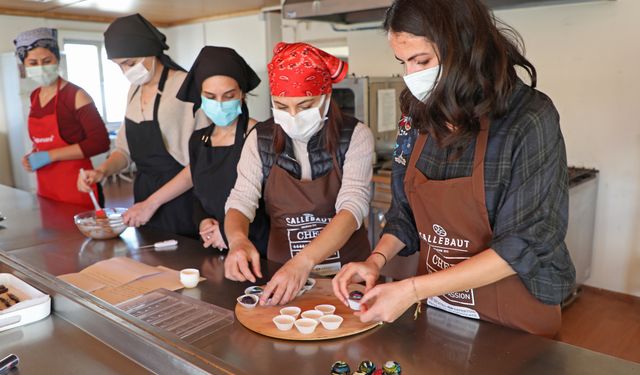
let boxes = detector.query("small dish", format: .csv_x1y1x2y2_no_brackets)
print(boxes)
272,315,295,331
279,306,301,319
348,290,364,311
244,286,264,296
303,278,316,291
314,304,336,315
179,268,200,288
237,294,259,308
296,288,306,297
319,314,344,330
300,309,323,321
294,318,318,334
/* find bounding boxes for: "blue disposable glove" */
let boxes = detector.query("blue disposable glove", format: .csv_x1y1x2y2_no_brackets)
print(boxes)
28,151,52,171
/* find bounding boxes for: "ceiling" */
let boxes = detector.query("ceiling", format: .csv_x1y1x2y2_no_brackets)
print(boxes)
0,0,282,26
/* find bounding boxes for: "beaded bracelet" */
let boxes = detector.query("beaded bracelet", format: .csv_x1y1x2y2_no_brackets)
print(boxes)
371,251,388,267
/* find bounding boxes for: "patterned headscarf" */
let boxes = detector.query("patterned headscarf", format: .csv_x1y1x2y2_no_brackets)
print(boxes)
14,28,60,63
267,42,348,97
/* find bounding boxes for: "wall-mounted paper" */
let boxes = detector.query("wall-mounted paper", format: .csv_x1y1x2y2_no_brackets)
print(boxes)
377,88,398,133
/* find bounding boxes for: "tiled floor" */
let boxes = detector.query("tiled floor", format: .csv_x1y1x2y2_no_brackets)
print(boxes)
102,178,640,364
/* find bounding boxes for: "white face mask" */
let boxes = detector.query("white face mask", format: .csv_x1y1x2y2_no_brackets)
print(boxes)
403,64,441,102
26,64,59,86
124,58,154,86
272,95,329,142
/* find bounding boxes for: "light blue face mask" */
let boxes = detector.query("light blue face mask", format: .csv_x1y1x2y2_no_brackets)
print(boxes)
200,96,242,127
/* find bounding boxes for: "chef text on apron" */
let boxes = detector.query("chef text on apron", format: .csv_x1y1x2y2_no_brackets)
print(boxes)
264,155,370,276
28,78,96,207
125,67,196,237
404,119,561,336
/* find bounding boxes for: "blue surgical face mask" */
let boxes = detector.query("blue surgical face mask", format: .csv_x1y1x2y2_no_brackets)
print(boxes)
200,97,242,127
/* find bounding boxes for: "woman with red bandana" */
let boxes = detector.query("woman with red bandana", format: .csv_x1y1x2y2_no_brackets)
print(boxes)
224,42,374,305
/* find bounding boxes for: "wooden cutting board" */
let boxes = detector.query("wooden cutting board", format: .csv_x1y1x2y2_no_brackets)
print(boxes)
235,278,381,341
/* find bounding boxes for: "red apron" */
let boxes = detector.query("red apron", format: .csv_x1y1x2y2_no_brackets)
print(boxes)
404,119,560,336
264,157,370,276
28,78,96,207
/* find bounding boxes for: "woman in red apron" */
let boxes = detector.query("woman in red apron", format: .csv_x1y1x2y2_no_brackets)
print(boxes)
15,27,109,207
224,43,373,306
333,0,575,337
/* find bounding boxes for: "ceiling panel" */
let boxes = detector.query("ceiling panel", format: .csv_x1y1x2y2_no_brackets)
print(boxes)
0,0,281,26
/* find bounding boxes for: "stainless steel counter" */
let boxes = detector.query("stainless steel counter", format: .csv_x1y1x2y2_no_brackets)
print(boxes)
1,184,639,374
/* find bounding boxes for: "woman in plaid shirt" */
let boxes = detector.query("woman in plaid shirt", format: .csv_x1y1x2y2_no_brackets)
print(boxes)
333,0,575,336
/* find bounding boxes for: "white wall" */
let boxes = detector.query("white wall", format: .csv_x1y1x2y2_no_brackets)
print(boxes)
493,0,640,296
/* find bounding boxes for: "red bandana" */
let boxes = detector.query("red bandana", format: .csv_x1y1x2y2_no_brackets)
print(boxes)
268,42,348,97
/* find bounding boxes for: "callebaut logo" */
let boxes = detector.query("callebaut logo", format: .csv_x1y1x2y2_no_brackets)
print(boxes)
433,224,447,237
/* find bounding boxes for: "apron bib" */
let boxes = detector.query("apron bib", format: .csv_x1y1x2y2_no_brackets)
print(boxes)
191,115,269,253
264,157,370,276
125,67,196,237
28,78,96,207
404,119,560,336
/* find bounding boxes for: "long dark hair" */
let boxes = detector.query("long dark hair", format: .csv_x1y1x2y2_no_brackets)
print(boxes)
384,0,536,148
273,98,343,155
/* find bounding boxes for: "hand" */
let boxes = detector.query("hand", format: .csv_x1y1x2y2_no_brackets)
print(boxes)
199,218,227,249
27,151,51,171
123,200,159,227
22,154,33,172
356,278,416,323
332,258,381,307
260,255,314,306
77,169,104,193
224,237,262,283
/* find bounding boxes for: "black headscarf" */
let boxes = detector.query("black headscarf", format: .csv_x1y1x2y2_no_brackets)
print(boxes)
104,13,184,71
176,46,261,113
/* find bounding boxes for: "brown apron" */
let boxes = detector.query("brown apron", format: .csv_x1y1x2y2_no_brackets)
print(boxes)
264,158,370,276
404,119,561,336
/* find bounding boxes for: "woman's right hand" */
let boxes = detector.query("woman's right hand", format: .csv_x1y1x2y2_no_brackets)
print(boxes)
199,218,227,249
77,169,104,193
332,258,381,308
224,236,262,283
21,154,33,172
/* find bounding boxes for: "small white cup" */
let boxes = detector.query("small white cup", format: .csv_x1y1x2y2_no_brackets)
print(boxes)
237,294,259,308
180,268,200,288
314,304,336,315
300,309,323,321
294,318,319,334
273,315,295,331
319,314,344,330
280,306,302,319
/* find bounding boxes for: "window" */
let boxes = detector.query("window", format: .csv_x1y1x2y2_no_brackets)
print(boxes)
63,40,129,125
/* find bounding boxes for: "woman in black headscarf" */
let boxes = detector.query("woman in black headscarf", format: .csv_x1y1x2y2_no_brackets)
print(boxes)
119,46,269,254
77,14,207,237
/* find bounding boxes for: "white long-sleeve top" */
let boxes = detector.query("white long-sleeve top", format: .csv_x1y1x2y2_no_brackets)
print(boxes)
225,122,374,228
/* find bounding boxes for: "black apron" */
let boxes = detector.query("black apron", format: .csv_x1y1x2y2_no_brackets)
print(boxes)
190,110,269,255
125,67,197,237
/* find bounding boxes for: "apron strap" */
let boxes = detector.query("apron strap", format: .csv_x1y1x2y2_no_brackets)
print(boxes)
408,129,428,170
471,116,490,209
152,66,170,123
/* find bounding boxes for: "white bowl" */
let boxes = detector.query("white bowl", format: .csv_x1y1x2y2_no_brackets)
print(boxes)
279,306,301,319
300,309,323,321
314,304,336,315
303,278,316,291
272,315,295,331
236,294,259,308
179,268,200,288
319,314,344,330
294,318,319,334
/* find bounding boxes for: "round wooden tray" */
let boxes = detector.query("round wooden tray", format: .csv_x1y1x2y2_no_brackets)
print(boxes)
235,279,380,341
